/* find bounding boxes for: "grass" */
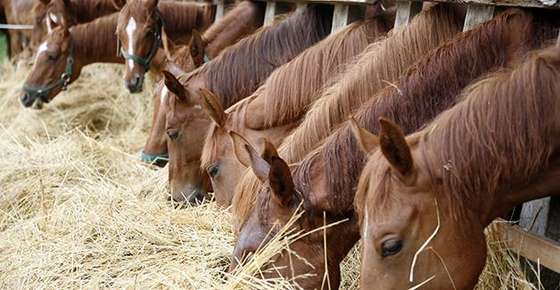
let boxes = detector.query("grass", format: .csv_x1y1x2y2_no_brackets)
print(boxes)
0,61,541,289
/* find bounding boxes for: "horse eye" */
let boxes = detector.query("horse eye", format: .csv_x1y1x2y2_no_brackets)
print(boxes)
207,164,219,178
381,239,403,257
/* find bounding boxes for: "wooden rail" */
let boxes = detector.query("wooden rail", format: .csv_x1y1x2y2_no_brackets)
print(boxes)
496,220,560,274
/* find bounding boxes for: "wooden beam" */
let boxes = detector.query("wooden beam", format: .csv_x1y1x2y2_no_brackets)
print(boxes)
394,1,422,29
264,1,277,26
258,0,560,8
519,198,551,236
331,4,350,33
214,0,225,21
496,221,560,273
463,4,495,31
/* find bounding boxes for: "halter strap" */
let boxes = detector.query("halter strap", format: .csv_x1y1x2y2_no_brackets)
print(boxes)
139,150,169,167
203,53,210,63
22,45,74,102
118,11,163,71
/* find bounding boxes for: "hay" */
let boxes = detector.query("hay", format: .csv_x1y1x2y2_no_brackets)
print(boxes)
0,62,538,289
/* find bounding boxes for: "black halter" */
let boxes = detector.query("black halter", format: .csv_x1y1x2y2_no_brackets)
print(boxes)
22,45,74,103
117,12,163,71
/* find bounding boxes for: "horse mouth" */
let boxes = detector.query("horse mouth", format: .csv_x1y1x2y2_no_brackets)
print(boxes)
169,187,210,206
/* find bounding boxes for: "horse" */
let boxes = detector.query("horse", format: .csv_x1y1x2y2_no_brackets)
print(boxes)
231,1,466,239
199,8,391,206
354,42,560,290
139,0,266,167
1,0,35,58
230,8,554,289
21,13,122,108
31,0,122,49
159,4,333,203
115,0,214,92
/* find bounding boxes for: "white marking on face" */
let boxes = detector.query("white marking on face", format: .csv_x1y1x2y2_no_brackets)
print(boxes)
161,86,169,106
125,17,137,70
35,41,49,62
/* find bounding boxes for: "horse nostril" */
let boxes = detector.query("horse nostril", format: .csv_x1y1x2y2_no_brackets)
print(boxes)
21,93,32,107
167,129,179,140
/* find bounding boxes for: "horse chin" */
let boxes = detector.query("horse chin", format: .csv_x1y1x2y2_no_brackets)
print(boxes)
170,187,210,206
31,99,45,110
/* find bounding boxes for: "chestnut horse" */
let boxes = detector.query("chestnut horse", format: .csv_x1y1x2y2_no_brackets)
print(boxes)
115,0,214,92
21,13,122,108
354,43,560,290
232,2,465,235
160,4,333,203
230,8,554,289
199,9,391,206
31,0,122,48
140,0,266,166
1,0,35,58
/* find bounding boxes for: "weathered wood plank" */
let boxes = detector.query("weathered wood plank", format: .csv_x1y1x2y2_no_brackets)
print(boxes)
394,1,422,28
331,4,350,33
252,0,560,9
264,1,277,26
496,221,560,273
463,4,495,31
519,197,551,236
214,0,225,21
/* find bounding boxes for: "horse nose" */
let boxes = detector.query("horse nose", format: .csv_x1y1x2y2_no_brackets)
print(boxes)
21,92,34,107
126,74,143,93
167,129,179,140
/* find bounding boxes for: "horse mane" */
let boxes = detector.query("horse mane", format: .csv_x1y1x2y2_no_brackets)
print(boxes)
202,1,266,58
299,8,556,216
276,4,464,165
230,3,464,231
415,45,560,218
256,16,390,129
66,0,119,23
196,4,333,109
158,1,214,38
71,13,119,62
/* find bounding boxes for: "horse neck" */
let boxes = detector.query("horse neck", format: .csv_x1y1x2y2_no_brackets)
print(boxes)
421,45,560,225
202,1,266,58
71,14,122,68
69,0,117,23
158,2,213,38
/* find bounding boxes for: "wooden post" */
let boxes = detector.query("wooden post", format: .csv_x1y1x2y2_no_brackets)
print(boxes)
520,197,551,236
394,1,422,28
214,0,225,22
462,4,494,31
296,3,307,11
331,4,350,33
264,1,277,26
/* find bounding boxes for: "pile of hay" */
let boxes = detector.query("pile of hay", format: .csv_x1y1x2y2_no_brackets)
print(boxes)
0,62,539,289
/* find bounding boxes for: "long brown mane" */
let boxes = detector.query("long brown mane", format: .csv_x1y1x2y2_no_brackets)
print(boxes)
295,8,558,216
410,45,560,219
70,13,120,63
276,4,465,165
201,14,389,169
158,1,214,39
202,1,266,58
185,4,334,109
231,3,464,229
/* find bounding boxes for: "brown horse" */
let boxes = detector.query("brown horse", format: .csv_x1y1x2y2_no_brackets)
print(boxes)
140,0,266,167
232,2,466,235
115,0,214,92
199,10,391,206
160,4,333,203
21,13,122,108
230,8,553,289
354,43,560,290
1,0,35,58
31,0,122,48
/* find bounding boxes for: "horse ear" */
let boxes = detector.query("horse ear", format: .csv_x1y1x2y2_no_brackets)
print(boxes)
230,131,252,168
378,118,414,178
162,70,189,103
349,117,379,154
244,143,271,183
199,88,226,127
268,156,296,207
190,30,206,61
